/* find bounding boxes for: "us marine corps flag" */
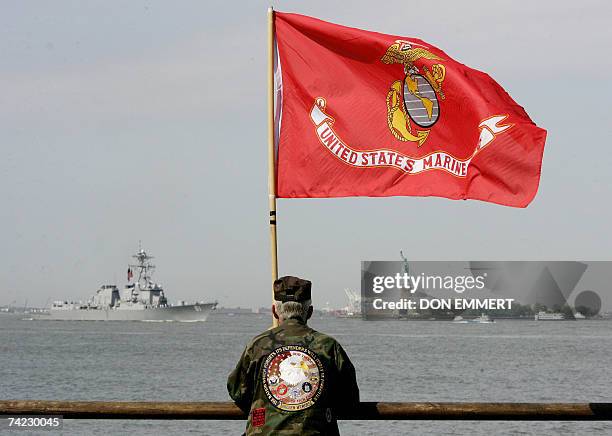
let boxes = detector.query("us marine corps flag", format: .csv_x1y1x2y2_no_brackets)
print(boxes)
272,12,546,207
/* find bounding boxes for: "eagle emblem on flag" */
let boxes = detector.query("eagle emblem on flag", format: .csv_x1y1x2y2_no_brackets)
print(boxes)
381,40,447,147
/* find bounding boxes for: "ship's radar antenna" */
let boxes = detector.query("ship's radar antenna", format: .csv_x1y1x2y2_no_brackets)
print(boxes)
129,245,156,289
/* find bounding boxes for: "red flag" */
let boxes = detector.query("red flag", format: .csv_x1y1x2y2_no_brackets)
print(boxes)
127,268,133,282
274,12,546,207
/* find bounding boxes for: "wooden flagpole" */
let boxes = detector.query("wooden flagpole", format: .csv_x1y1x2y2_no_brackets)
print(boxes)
267,6,279,327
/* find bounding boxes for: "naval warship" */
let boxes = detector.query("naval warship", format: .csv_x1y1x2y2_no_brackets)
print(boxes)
35,247,216,322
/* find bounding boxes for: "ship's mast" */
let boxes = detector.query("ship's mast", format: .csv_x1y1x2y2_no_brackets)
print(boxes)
129,248,156,289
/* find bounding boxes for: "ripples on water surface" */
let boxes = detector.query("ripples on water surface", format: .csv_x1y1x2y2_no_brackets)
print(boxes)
1,314,611,435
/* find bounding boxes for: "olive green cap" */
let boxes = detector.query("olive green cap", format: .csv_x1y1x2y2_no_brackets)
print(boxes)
273,276,312,302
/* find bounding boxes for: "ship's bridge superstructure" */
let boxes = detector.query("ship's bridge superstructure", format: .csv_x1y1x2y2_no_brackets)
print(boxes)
92,285,121,308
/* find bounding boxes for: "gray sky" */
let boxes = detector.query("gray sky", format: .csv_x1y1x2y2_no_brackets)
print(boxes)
1,0,611,310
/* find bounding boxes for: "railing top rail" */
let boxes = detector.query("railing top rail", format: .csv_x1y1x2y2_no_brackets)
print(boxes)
1,401,611,421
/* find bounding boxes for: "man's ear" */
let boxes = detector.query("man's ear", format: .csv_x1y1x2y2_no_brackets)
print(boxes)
306,305,313,321
272,304,279,320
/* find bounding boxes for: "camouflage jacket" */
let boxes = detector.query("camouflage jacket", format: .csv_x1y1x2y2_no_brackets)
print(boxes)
227,317,359,435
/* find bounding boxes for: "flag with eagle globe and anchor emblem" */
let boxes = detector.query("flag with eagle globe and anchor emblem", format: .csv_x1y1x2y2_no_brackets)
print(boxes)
273,12,547,207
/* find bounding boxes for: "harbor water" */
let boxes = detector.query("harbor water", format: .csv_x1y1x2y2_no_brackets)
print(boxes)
1,314,611,435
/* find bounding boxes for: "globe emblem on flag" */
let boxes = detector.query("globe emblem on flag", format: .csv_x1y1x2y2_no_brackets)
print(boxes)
381,40,447,146
403,74,440,128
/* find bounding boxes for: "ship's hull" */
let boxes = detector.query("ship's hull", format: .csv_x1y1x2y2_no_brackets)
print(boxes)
34,303,215,322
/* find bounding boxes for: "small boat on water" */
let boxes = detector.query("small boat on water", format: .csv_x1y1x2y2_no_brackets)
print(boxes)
534,311,565,321
453,313,495,324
